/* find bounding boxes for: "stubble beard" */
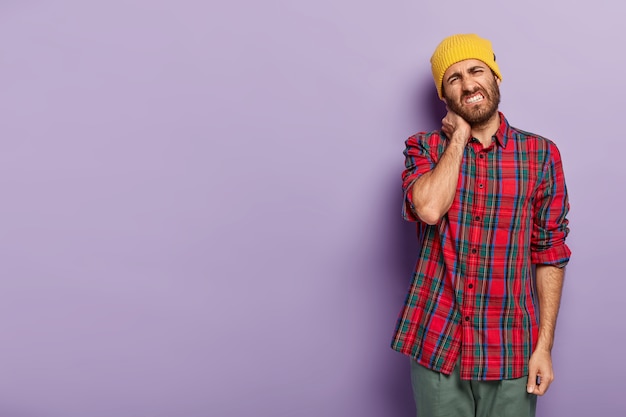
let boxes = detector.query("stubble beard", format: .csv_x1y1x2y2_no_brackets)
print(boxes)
444,80,501,128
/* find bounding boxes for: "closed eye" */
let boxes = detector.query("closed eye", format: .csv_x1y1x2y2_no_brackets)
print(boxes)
446,73,460,84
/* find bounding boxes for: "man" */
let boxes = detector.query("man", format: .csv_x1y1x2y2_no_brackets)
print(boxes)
391,34,571,417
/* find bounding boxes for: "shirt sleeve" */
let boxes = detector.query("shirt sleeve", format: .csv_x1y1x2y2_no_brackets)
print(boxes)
401,134,438,222
530,141,571,267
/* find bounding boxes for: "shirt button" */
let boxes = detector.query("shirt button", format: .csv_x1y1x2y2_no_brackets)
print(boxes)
478,183,484,189
479,154,485,159
471,248,477,254
474,216,480,221
465,316,470,321
468,284,473,289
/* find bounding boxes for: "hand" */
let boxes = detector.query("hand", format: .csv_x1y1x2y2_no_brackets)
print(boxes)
526,349,554,396
441,108,471,144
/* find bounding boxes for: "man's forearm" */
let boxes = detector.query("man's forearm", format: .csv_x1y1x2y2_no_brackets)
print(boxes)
534,264,565,352
410,139,465,225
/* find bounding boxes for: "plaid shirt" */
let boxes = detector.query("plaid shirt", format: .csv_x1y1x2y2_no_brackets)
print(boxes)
391,113,571,380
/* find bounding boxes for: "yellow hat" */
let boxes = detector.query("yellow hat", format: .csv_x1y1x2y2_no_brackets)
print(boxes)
430,34,502,99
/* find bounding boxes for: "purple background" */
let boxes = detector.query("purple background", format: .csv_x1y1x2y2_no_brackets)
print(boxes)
0,1,622,416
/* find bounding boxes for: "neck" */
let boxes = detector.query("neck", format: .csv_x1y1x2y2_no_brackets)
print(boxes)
470,112,501,147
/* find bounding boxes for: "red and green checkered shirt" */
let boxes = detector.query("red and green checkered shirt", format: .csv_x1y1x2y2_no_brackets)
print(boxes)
391,113,571,380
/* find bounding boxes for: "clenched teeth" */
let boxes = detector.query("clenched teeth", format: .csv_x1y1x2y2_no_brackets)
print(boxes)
466,94,484,104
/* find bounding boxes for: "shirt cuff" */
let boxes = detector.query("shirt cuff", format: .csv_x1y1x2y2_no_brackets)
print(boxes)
402,180,419,222
531,244,571,268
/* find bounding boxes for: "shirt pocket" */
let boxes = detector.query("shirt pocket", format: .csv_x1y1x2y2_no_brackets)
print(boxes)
494,177,532,231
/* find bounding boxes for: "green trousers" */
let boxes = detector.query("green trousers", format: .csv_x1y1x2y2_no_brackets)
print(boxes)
410,359,537,417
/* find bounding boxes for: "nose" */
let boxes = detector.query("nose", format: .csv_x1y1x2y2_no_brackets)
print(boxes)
461,77,477,93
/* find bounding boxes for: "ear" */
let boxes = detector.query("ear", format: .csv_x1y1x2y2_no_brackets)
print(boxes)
495,76,501,86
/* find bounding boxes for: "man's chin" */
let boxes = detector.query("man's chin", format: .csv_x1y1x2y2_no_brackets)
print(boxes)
465,110,498,127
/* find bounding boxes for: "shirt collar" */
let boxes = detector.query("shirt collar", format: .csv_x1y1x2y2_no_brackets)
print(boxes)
493,112,510,148
440,112,511,148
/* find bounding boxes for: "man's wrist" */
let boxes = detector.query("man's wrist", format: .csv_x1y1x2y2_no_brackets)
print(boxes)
449,133,469,145
533,342,553,354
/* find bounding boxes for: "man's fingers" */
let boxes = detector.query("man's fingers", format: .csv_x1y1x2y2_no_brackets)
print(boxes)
534,372,553,396
527,368,554,396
